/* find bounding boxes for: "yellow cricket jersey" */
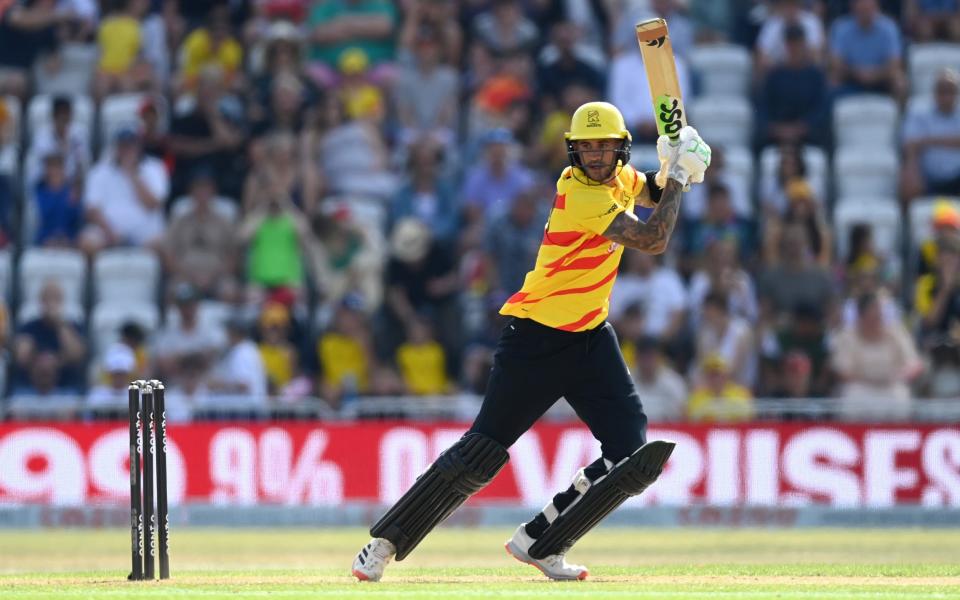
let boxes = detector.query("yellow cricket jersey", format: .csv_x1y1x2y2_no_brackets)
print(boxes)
98,16,141,74
500,164,646,331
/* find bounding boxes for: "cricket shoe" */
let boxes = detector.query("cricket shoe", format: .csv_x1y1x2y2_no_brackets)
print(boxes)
504,524,588,581
352,538,396,582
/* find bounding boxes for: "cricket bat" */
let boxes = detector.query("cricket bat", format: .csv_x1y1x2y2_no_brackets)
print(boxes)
635,18,686,141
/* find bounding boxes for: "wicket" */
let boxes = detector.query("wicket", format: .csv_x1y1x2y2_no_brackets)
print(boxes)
128,380,170,581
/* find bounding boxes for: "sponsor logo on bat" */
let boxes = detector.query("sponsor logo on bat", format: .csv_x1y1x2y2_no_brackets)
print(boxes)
646,36,666,48
658,96,683,137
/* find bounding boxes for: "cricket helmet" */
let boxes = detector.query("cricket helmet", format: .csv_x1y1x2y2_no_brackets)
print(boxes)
565,102,632,182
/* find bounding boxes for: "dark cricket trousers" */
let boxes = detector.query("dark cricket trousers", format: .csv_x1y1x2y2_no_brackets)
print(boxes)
468,316,649,463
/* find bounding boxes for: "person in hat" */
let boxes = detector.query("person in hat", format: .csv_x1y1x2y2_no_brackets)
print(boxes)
688,353,754,422
337,47,385,123
354,102,709,581
917,198,960,277
256,302,299,395
80,125,169,256
25,95,90,191
87,343,138,413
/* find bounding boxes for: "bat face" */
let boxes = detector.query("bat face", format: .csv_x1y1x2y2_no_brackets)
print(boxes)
636,17,687,140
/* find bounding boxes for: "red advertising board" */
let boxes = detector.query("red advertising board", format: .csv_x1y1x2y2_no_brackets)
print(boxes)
0,422,958,507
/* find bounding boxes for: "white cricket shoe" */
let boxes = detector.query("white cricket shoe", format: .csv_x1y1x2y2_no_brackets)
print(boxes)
504,524,588,581
352,537,396,582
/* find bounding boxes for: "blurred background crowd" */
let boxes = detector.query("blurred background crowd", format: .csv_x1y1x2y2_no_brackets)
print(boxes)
0,0,958,422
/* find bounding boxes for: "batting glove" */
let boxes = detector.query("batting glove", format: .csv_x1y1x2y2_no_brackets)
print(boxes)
655,126,711,189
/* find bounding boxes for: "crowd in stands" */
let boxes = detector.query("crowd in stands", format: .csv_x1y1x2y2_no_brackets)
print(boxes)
0,0,958,422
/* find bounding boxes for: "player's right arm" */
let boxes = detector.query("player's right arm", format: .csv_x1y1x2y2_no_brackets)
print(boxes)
602,179,683,254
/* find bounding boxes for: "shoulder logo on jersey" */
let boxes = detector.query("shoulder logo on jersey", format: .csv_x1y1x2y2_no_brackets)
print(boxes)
586,110,601,128
604,204,619,215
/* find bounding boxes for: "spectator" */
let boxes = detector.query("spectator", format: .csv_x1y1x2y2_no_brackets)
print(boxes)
924,340,960,398
485,192,546,298
393,33,459,148
250,71,312,149
756,23,830,148
396,315,449,395
915,234,960,345
683,182,756,261
208,315,268,400
164,353,210,422
153,283,226,384
336,47,386,125
831,292,924,420
841,260,901,326
164,168,238,302
766,302,833,396
12,280,86,395
632,336,688,422
176,4,243,92
469,50,535,137
243,130,320,215
118,320,149,380
138,97,169,161
689,238,758,327
755,0,826,70
398,0,463,66
249,21,321,128
80,127,169,256
828,0,905,99
318,294,374,406
25,96,90,191
534,83,594,175
759,144,817,216
94,0,155,99
256,302,298,396
461,128,536,228
473,0,538,55
905,0,960,42
34,152,83,248
902,69,960,198
307,0,398,88
391,136,459,245
772,350,815,400
609,251,687,344
758,223,835,319
307,205,385,314
693,291,756,387
536,22,605,112
87,343,137,413
0,0,61,99
917,199,960,277
167,66,246,199
239,195,311,301
383,217,461,375
688,354,755,422
763,179,832,268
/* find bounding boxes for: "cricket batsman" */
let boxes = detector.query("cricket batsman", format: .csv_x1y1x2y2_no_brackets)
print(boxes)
352,101,711,581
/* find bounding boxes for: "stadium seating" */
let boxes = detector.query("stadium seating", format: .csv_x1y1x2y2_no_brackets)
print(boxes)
170,195,240,222
689,96,753,148
17,248,87,312
908,42,960,96
99,93,169,144
833,94,899,149
759,145,830,206
689,44,752,97
26,94,94,145
833,197,901,258
93,248,161,305
833,146,899,200
0,249,12,303
90,300,160,357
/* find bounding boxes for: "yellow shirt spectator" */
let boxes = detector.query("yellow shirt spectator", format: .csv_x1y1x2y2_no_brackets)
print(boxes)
258,342,295,391
396,341,447,395
688,382,754,422
98,16,142,74
180,29,243,83
319,333,369,392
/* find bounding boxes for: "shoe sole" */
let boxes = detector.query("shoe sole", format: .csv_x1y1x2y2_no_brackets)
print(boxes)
504,541,588,581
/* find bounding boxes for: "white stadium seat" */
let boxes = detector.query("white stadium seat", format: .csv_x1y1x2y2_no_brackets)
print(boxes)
93,248,161,304
18,248,86,310
91,300,160,356
833,197,901,259
723,145,755,196
833,94,899,149
908,43,960,96
26,94,94,141
689,44,752,97
833,146,899,199
690,96,753,148
170,195,240,222
163,300,231,331
100,93,169,144
759,145,829,206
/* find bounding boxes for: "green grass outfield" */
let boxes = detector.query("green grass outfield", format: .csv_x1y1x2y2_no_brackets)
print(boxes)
1,528,959,599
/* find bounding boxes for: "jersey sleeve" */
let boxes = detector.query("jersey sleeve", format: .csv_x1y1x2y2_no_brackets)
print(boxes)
625,165,654,209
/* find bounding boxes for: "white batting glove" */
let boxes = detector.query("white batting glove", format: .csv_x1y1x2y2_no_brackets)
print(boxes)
655,126,711,189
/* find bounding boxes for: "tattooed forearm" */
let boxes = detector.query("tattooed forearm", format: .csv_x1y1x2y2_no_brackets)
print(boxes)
603,179,683,254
